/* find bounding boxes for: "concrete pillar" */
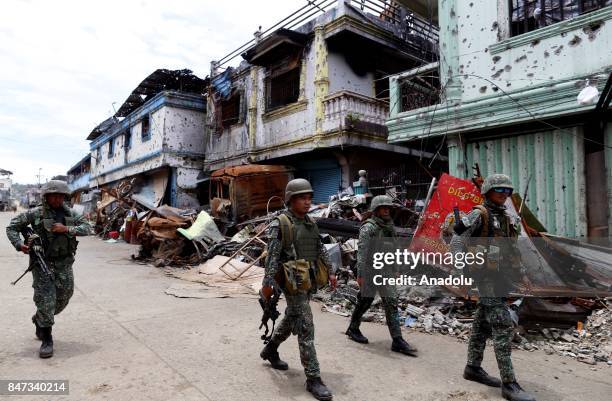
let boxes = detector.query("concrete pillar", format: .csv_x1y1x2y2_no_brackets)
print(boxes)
447,134,467,178
248,67,259,149
438,0,461,102
389,75,400,118
313,25,330,136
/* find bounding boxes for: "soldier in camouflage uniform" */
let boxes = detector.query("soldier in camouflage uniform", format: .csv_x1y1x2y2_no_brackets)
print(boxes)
6,180,91,358
450,174,536,401
345,195,418,356
260,178,336,401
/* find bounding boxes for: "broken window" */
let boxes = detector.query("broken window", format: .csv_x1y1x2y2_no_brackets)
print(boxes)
124,130,131,149
510,0,611,36
220,92,241,127
141,115,150,141
265,54,301,111
107,138,115,158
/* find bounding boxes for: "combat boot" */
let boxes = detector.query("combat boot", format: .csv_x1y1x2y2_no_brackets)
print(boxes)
305,377,333,401
32,315,42,340
463,365,501,387
39,327,53,359
260,341,288,370
502,382,536,401
391,337,418,356
345,326,368,344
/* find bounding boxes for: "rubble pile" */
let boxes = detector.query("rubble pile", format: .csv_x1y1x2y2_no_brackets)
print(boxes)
515,303,612,366
320,282,611,365
316,284,476,339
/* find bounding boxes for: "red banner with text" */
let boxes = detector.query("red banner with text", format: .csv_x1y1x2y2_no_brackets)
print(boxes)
410,173,483,253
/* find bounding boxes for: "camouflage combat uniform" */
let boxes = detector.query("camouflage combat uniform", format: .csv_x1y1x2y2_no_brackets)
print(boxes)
450,199,521,384
263,209,332,379
349,216,401,338
6,203,90,328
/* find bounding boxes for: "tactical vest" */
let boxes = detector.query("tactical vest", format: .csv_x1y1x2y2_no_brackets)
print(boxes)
362,217,396,239
472,205,519,239
279,212,320,262
32,206,78,259
470,204,521,298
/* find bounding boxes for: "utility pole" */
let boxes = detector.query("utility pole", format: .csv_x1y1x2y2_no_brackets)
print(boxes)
36,168,42,188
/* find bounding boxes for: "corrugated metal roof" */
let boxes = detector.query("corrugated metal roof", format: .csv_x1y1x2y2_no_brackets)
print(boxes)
462,128,587,237
211,164,294,178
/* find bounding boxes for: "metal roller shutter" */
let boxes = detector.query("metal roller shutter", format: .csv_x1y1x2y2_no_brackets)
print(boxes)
295,158,341,204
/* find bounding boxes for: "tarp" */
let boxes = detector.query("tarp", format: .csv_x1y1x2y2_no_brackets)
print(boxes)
177,210,225,244
211,68,233,100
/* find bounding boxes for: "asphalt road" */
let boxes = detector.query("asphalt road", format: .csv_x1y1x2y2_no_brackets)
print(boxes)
0,211,610,401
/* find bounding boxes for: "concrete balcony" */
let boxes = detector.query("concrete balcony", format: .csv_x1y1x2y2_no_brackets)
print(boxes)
322,90,389,137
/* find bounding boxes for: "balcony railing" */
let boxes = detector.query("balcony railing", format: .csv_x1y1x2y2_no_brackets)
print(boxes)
510,0,612,36
323,91,389,136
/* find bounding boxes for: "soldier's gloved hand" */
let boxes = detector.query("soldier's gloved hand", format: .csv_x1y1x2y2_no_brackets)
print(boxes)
261,276,277,300
19,244,30,254
261,286,274,301
329,274,337,290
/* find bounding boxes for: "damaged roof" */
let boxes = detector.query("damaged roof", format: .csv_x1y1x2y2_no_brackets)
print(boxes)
67,154,91,175
114,69,209,118
87,116,119,141
242,29,309,66
0,168,13,176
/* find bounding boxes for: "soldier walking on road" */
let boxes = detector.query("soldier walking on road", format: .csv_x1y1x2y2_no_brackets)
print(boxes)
6,180,91,358
259,178,337,401
450,174,536,401
345,195,418,356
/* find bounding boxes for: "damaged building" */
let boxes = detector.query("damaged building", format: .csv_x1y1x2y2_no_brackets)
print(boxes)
205,0,443,204
387,0,612,238
88,69,208,209
66,154,94,215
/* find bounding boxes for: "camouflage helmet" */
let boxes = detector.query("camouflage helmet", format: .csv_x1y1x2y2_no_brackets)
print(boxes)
285,178,313,203
370,195,395,212
42,180,70,196
481,174,514,194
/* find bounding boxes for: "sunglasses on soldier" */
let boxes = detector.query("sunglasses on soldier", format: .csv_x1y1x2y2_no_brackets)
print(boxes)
493,187,513,194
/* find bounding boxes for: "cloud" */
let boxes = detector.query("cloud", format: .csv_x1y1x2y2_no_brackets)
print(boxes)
0,0,305,183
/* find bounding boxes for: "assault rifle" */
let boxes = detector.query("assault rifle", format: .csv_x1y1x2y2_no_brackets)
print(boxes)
11,228,54,285
258,287,281,344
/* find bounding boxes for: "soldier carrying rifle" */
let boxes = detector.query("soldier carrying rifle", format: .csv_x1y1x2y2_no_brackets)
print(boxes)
6,180,90,358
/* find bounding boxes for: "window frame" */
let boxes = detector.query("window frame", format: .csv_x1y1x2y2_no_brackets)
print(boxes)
124,129,132,150
141,115,151,141
264,54,302,112
220,92,242,128
107,137,115,158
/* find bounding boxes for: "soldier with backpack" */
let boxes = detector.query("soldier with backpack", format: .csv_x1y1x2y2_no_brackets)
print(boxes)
344,195,418,356
450,174,536,401
259,178,336,401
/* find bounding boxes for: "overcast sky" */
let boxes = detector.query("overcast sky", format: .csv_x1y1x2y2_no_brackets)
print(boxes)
0,0,304,184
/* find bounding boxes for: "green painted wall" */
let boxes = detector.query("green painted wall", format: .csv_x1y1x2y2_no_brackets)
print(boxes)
450,128,587,237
